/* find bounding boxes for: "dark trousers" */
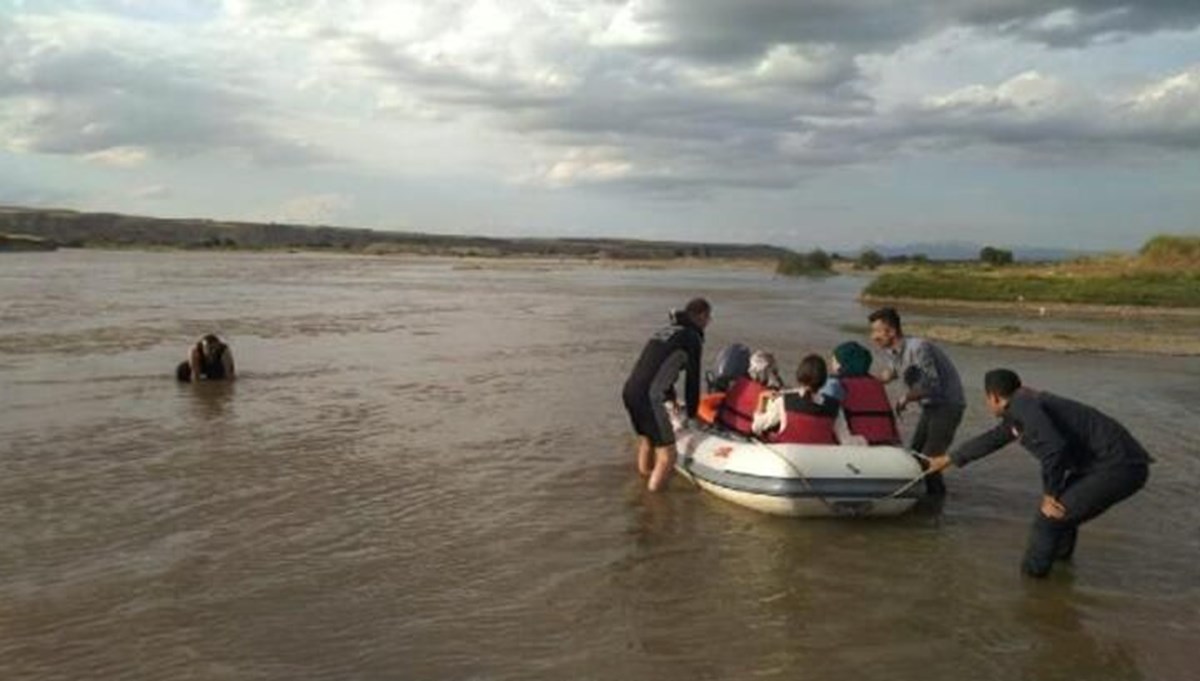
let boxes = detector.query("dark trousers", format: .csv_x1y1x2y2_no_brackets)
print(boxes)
1022,464,1149,577
910,403,965,496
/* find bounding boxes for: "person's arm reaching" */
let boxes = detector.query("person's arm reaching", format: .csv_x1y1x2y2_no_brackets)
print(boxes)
223,347,236,379
684,333,701,419
834,407,866,446
949,421,1015,467
752,394,784,435
188,344,203,382
926,420,1016,473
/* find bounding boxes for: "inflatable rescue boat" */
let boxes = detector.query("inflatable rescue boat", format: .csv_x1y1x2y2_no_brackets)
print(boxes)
671,401,927,517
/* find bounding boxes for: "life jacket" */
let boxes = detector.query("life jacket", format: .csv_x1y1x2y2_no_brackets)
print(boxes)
196,341,228,380
717,377,767,435
768,392,838,445
839,376,901,445
697,393,725,426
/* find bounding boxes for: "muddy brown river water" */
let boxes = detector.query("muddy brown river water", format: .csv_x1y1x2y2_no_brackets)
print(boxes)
2,250,1197,680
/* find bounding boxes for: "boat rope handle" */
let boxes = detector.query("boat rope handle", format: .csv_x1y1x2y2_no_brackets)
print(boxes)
748,437,931,505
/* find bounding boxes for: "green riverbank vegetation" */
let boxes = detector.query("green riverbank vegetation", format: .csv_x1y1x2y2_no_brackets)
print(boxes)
863,235,1200,309
776,249,834,276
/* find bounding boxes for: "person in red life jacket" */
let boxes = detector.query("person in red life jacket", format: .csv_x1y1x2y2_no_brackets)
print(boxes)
825,341,901,446
622,298,711,492
716,350,782,435
752,354,843,445
176,334,236,382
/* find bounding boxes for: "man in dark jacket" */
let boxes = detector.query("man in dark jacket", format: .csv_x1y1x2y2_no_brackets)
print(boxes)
622,298,711,492
926,369,1151,577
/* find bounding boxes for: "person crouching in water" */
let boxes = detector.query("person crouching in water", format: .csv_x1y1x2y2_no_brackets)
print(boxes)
622,298,711,492
176,334,236,382
925,369,1152,577
752,354,847,444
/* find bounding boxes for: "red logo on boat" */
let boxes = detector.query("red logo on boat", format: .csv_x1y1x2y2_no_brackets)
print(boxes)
714,446,733,459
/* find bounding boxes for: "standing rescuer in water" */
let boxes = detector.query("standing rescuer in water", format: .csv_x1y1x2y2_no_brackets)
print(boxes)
868,306,965,496
925,369,1152,577
622,298,711,492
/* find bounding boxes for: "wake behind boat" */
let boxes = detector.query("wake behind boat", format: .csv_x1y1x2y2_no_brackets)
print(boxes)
672,408,928,517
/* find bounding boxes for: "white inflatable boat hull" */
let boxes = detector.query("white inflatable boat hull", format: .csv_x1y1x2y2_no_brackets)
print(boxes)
673,420,927,518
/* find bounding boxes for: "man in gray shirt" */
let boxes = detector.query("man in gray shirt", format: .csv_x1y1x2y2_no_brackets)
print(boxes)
868,307,965,495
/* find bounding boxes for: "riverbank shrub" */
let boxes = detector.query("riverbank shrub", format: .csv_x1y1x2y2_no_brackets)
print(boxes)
864,270,1200,307
1140,235,1200,269
777,249,833,276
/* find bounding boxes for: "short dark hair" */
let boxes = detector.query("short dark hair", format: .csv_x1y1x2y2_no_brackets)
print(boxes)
685,297,711,318
984,368,1022,398
795,354,828,390
868,307,902,334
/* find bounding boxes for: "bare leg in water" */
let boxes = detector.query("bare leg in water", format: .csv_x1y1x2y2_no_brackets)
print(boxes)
647,445,677,491
636,436,654,477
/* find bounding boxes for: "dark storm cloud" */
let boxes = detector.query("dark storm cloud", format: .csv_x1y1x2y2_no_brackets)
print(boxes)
636,0,1200,60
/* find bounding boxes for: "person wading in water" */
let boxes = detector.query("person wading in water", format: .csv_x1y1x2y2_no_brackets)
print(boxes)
622,298,711,492
869,307,965,495
925,368,1152,577
176,334,236,382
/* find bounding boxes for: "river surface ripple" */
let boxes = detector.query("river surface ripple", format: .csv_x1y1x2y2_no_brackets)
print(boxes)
1,250,1197,681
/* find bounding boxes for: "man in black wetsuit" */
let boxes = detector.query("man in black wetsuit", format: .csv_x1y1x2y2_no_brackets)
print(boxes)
622,298,711,492
926,369,1151,577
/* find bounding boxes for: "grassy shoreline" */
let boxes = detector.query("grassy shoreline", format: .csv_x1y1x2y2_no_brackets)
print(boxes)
864,268,1200,309
40,244,780,272
863,236,1200,313
909,322,1200,357
860,294,1200,319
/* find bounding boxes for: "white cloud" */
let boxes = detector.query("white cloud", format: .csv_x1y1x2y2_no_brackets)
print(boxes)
131,183,171,199
526,146,636,188
272,193,353,225
84,146,151,168
2,0,1200,250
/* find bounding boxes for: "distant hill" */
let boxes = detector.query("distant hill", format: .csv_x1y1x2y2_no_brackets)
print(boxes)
0,206,794,262
865,240,1091,262
0,232,57,252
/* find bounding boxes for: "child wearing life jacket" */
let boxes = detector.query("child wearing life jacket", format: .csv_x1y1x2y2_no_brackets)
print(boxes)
751,354,842,444
825,341,901,446
715,350,783,435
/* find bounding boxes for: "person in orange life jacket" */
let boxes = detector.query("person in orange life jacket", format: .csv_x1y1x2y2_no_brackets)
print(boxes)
717,350,782,435
924,369,1151,577
176,334,235,382
822,341,901,446
752,354,856,445
622,298,711,492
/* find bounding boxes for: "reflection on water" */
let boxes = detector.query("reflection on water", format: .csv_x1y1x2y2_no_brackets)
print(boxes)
0,250,1197,680
181,380,237,420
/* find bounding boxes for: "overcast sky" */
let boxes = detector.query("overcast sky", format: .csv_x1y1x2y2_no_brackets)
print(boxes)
2,1,1199,251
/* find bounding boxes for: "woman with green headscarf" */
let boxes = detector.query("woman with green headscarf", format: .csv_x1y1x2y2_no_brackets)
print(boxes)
822,341,902,446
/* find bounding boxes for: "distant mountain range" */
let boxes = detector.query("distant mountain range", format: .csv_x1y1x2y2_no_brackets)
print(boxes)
1,204,1112,263
0,205,792,262
863,240,1095,262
